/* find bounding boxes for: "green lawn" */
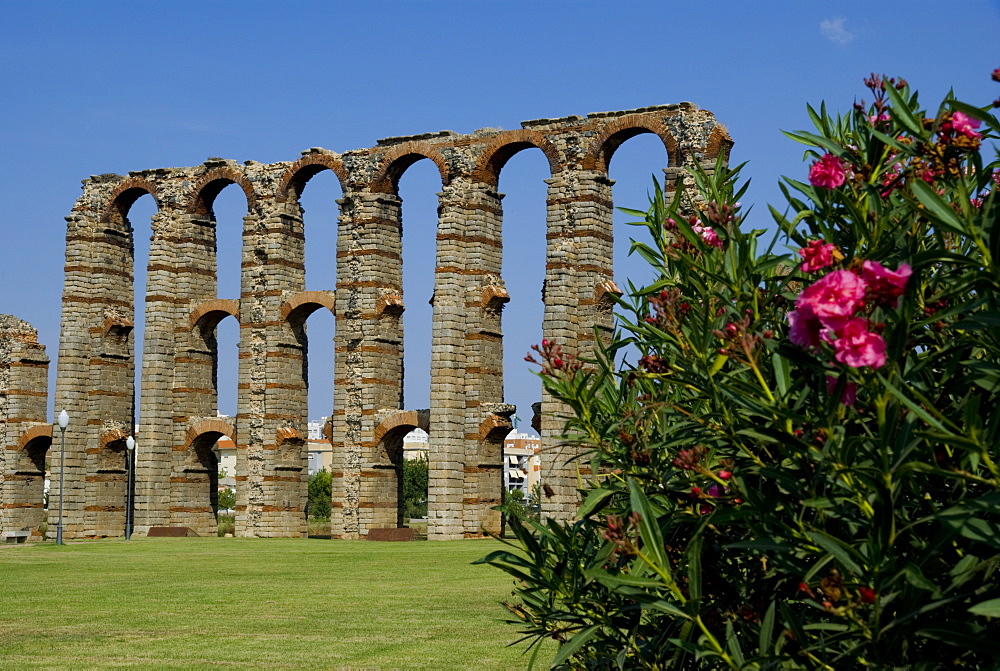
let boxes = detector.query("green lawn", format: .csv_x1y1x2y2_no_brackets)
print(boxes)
0,538,543,669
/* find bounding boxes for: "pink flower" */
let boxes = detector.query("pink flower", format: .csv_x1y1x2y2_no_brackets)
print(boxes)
826,375,858,405
692,223,724,248
831,318,887,368
798,239,838,273
809,153,847,189
950,111,982,140
787,306,821,348
796,270,868,321
861,261,911,307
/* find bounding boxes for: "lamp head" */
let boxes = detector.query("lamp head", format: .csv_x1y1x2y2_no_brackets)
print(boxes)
126,436,135,453
57,410,69,430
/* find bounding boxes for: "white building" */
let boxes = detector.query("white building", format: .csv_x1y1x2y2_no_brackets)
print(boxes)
503,429,541,494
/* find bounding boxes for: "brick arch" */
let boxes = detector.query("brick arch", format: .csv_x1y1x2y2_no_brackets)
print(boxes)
370,142,450,194
471,130,563,186
16,424,52,450
100,177,162,225
478,415,512,442
276,154,348,203
373,410,430,447
187,166,257,215
186,418,236,447
280,291,336,323
189,299,240,330
582,114,678,172
99,428,129,451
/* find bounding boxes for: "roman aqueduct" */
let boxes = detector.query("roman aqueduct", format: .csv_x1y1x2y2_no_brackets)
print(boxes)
1,103,730,540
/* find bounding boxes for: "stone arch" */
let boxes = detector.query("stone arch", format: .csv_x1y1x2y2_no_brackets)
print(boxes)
186,418,237,447
582,114,678,172
100,177,162,225
189,299,241,330
471,130,563,186
276,154,348,203
16,424,52,452
280,291,335,324
370,142,450,194
15,431,51,477
177,418,237,536
187,166,257,216
373,410,430,448
5,428,52,535
368,410,430,530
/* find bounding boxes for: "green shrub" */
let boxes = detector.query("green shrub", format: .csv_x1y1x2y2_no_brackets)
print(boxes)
308,469,332,520
482,74,1000,668
217,514,235,537
504,486,540,525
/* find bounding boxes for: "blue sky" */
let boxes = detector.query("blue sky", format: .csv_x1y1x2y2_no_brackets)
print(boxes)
1,1,998,428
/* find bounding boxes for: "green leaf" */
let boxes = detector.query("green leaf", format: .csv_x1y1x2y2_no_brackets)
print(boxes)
628,478,668,570
772,352,790,397
758,601,776,657
884,83,926,136
911,180,968,236
577,487,617,518
725,621,745,666
584,567,666,590
807,530,865,576
551,625,601,667
641,599,691,619
968,599,1000,618
876,373,951,433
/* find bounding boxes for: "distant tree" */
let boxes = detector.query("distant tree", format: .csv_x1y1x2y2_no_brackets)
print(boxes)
402,457,428,520
217,487,236,512
308,469,332,520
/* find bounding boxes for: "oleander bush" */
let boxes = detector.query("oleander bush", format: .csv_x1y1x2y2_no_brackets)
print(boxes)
481,73,1000,668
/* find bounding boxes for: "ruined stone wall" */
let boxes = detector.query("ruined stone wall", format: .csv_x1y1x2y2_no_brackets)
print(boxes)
0,316,51,538
49,103,730,540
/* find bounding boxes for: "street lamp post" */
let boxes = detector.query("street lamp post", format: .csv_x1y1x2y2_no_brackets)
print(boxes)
56,410,69,545
125,436,135,540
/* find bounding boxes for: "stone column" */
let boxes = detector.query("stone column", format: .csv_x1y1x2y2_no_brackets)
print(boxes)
0,316,50,537
438,181,513,537
540,169,616,521
55,190,137,538
135,206,218,534
330,189,404,538
238,198,311,537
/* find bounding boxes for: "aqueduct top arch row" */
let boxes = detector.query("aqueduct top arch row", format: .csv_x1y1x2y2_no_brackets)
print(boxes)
36,103,731,541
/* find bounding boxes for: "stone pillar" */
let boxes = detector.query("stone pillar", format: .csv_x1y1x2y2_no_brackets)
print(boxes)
438,181,513,537
238,198,310,537
425,182,471,540
0,316,50,538
55,194,137,539
540,169,616,521
330,189,404,538
53,207,101,539
136,207,219,534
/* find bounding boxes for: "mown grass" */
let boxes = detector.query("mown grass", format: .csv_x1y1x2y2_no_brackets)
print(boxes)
0,537,543,669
